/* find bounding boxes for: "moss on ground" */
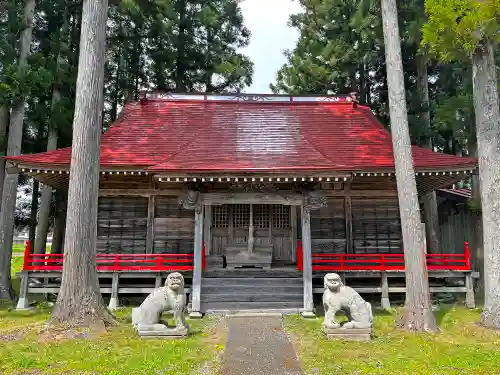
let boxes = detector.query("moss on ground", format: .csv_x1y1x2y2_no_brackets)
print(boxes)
0,307,224,375
284,306,500,375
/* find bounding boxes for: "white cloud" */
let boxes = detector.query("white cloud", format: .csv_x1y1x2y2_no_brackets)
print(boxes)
239,0,303,93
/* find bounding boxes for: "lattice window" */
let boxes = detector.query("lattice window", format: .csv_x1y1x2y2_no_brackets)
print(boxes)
253,205,270,228
213,205,229,228
352,198,402,254
232,204,250,227
272,205,290,228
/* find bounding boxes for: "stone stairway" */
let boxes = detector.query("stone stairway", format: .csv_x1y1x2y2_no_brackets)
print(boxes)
200,275,304,313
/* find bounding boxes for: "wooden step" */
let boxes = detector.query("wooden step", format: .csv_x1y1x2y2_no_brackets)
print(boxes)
200,293,303,303
201,301,303,312
202,277,303,286
201,285,303,294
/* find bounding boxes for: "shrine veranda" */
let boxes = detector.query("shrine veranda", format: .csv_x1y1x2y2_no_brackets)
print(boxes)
7,93,479,315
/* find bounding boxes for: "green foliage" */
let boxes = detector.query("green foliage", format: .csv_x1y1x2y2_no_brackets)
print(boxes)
422,0,500,60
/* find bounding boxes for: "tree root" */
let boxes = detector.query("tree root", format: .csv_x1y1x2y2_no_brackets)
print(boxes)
396,306,438,332
480,305,500,330
48,303,118,330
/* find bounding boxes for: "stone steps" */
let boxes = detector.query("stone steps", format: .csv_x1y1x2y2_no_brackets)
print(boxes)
202,277,303,286
200,293,303,303
202,301,303,312
200,276,303,313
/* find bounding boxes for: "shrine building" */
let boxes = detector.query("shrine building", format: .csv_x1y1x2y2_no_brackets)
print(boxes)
7,93,479,315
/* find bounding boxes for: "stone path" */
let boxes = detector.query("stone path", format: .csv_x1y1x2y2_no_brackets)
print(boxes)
220,316,302,375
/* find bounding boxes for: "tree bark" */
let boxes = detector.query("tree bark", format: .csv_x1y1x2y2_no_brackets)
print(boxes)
51,190,67,254
381,0,437,331
34,4,69,255
33,127,57,255
174,0,187,92
416,55,441,254
0,0,36,302
0,105,9,208
469,128,484,294
472,40,500,329
28,179,39,245
49,0,115,327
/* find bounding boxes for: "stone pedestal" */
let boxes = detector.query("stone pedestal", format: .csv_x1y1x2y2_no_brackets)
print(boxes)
322,327,372,341
137,325,189,339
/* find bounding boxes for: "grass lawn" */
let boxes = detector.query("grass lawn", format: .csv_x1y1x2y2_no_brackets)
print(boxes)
11,256,24,277
284,306,500,375
0,307,226,375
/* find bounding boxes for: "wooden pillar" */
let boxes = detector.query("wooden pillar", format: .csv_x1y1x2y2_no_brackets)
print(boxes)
345,196,353,254
465,272,476,309
146,195,155,254
203,205,212,255
381,272,391,310
108,272,119,311
300,205,315,318
190,205,204,318
291,206,297,261
155,273,162,288
15,271,31,310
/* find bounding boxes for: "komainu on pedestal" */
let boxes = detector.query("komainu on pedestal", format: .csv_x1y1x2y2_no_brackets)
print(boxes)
322,273,373,341
132,272,190,338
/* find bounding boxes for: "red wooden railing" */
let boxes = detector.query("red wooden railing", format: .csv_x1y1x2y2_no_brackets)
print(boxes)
21,240,203,272
296,240,471,271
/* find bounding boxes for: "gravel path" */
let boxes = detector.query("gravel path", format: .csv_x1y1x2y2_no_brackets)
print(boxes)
221,316,302,375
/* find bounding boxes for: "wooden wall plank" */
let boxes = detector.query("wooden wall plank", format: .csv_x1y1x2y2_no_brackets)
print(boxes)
97,197,148,253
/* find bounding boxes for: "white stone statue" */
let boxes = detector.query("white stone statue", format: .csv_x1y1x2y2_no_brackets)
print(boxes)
132,272,190,337
322,273,373,329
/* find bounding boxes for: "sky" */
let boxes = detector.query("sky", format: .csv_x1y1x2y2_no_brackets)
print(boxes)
238,0,303,94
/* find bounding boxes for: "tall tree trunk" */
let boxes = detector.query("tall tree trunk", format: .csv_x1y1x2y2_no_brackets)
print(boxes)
0,0,36,302
34,128,57,255
472,40,500,329
34,5,69,255
381,0,437,331
417,55,441,254
469,124,483,295
50,0,115,327
175,0,187,92
51,190,67,254
28,179,39,245
359,64,366,105
0,105,9,207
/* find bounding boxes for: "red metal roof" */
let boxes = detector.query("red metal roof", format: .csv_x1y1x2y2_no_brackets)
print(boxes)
5,97,477,173
438,188,472,199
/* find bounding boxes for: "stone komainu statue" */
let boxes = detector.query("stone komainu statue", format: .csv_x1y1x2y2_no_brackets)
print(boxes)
132,272,190,336
322,273,373,329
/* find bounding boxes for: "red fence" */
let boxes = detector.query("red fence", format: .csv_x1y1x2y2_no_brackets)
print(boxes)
22,241,208,272
297,240,471,271
22,240,471,273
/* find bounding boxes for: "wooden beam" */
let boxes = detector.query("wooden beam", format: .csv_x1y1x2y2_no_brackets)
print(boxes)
201,192,303,205
327,190,398,197
99,189,184,197
146,195,155,254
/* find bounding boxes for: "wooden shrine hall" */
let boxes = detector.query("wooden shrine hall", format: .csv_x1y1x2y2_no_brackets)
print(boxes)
7,93,479,316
